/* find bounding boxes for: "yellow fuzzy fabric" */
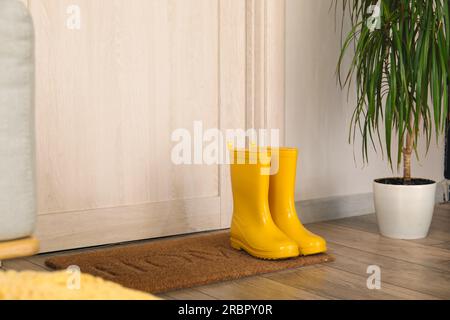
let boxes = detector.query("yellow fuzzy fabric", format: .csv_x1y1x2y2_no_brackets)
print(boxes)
0,270,158,300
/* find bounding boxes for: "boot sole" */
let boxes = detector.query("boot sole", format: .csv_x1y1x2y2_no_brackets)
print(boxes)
300,245,327,256
230,238,299,260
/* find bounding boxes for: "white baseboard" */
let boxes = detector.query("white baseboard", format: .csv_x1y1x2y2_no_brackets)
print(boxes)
299,186,445,224
435,181,447,203
296,193,375,224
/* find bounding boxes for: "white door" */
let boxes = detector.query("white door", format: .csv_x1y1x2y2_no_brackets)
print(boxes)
26,0,285,252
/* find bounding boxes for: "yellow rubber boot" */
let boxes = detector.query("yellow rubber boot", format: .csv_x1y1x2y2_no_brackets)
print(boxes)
230,149,299,260
269,148,327,256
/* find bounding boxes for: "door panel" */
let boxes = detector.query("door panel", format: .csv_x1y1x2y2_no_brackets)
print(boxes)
26,0,284,252
31,0,219,214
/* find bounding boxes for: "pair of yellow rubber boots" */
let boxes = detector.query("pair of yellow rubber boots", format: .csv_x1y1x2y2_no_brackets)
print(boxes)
230,148,327,260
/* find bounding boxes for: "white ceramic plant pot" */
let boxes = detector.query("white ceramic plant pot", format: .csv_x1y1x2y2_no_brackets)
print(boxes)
373,179,437,240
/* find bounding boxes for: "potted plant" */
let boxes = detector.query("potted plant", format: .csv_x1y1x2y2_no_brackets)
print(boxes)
337,0,449,239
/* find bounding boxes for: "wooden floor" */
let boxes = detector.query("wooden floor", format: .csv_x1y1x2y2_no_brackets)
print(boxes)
2,204,449,300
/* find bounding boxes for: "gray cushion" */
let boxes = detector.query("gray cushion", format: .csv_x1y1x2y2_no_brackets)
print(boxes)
0,0,36,241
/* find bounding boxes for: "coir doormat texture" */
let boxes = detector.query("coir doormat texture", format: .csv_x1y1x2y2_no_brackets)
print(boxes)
45,232,334,294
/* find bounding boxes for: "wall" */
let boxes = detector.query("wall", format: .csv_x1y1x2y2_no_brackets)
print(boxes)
286,0,445,203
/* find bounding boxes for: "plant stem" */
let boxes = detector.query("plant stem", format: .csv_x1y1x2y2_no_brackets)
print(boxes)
403,130,414,183
403,102,417,184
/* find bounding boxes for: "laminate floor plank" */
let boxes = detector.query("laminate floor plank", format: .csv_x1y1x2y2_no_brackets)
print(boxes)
324,242,450,299
2,212,449,300
307,223,450,272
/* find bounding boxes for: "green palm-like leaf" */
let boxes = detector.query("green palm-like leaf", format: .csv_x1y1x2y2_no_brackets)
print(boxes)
336,0,449,178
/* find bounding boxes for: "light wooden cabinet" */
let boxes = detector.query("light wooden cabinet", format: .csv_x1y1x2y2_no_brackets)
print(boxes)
24,0,285,252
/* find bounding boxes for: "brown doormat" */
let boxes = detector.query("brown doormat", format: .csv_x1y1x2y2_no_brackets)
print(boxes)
45,232,334,294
